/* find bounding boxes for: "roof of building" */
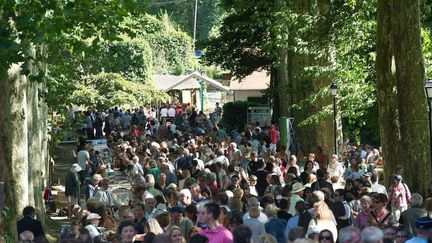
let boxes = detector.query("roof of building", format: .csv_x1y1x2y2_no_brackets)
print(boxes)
153,72,231,93
229,71,270,91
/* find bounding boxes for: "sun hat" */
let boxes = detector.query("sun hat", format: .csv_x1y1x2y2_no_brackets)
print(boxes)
71,163,83,173
87,213,101,220
291,182,305,194
143,191,154,200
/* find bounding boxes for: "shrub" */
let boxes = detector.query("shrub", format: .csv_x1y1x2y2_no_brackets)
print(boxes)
220,101,261,132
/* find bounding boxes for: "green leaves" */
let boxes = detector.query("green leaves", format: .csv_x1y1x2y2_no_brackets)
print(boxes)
71,73,168,110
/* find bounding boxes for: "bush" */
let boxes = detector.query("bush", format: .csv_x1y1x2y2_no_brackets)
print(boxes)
220,101,261,132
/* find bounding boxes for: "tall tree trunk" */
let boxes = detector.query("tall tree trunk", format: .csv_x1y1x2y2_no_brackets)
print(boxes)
0,64,30,240
274,0,290,117
27,80,47,226
313,0,336,163
376,0,402,186
392,0,431,193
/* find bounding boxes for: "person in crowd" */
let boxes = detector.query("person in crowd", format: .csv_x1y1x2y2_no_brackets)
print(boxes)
361,226,384,243
133,203,147,233
84,213,102,241
327,154,345,185
264,204,287,243
389,174,411,223
94,178,120,209
368,193,395,227
318,229,334,243
199,202,233,243
116,220,139,243
243,197,268,223
65,163,82,218
288,182,305,215
370,172,388,195
332,189,351,230
355,195,373,230
83,173,102,201
232,225,252,243
399,193,427,235
338,226,361,243
310,169,333,192
394,227,410,243
243,206,266,243
406,216,432,242
170,205,194,240
307,201,337,240
17,206,46,242
169,226,186,243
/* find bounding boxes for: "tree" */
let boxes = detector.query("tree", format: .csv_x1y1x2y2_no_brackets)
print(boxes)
71,73,168,109
0,0,141,239
392,0,431,192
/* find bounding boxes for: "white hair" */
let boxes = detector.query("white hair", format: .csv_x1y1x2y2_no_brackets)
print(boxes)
361,226,383,243
339,226,360,243
411,193,423,208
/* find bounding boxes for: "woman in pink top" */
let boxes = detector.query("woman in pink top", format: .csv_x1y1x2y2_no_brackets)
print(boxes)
355,195,372,230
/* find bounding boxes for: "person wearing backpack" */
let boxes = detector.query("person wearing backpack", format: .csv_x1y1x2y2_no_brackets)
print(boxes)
389,174,411,223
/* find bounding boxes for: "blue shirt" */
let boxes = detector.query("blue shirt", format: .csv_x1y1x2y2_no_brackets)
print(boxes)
285,214,299,237
265,218,287,243
405,236,428,243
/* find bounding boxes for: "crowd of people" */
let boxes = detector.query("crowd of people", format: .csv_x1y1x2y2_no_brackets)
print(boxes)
17,103,432,243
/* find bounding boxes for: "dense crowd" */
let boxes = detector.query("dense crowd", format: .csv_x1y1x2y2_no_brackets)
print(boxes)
17,103,432,243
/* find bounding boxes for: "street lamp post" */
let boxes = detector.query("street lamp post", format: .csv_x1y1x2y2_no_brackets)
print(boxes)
330,82,338,155
424,78,432,166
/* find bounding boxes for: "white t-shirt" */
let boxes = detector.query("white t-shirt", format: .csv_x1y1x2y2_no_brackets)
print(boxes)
213,155,229,167
160,108,168,117
243,211,269,223
167,108,176,117
85,224,100,239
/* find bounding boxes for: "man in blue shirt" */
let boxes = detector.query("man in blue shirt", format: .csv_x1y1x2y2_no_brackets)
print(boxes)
406,216,432,243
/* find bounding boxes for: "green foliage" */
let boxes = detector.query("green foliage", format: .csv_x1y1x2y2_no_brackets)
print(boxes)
0,0,140,81
199,0,274,78
145,0,223,41
95,39,153,81
220,101,260,132
1,206,16,241
124,14,194,74
202,0,380,144
71,73,168,110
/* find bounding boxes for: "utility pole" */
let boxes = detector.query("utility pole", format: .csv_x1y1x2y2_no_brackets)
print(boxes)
193,0,198,45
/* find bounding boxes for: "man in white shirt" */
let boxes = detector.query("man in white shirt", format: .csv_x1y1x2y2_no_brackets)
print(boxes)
327,154,345,183
77,144,91,169
370,172,388,195
242,197,268,223
160,106,168,118
167,106,176,117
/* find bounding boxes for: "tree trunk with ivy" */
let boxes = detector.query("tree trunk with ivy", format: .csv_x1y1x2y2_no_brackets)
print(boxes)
391,0,431,193
376,0,402,186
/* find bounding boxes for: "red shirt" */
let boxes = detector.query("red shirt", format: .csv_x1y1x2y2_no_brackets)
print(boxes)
269,128,278,144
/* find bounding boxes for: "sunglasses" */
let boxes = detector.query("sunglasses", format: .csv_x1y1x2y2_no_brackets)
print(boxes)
319,236,332,240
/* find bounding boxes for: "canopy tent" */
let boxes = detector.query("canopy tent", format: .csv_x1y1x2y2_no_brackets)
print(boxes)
155,71,231,93
153,71,231,113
